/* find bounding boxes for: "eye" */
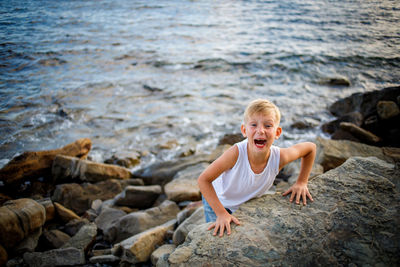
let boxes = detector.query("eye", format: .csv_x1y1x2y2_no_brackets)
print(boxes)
251,123,257,127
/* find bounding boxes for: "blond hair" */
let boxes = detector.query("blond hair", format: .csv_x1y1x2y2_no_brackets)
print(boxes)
244,99,281,125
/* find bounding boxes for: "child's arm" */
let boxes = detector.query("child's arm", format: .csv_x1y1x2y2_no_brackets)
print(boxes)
279,142,316,205
198,145,241,237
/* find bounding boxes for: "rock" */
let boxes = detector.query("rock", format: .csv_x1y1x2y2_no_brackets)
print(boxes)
218,133,244,145
326,77,351,86
104,151,141,168
35,198,55,222
208,144,231,163
0,244,7,266
105,200,180,243
329,86,400,118
322,111,363,134
52,155,132,183
42,229,71,249
114,219,176,265
14,228,42,254
113,185,162,209
291,117,320,130
23,247,85,267
280,159,324,185
377,100,400,120
52,179,123,215
89,254,120,264
339,122,380,144
316,137,388,171
164,163,208,202
53,202,80,223
95,207,126,233
151,244,176,266
62,223,97,252
176,201,203,225
167,157,400,266
173,207,205,246
0,198,46,249
0,193,12,206
6,256,23,267
0,138,91,185
133,154,209,185
63,218,90,236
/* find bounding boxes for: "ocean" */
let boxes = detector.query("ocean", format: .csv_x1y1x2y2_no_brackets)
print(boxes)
1,0,399,168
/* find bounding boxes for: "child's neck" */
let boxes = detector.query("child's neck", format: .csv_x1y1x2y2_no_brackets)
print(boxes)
247,144,271,174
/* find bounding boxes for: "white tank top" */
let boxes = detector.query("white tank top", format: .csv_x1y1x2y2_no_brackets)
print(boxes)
212,139,280,212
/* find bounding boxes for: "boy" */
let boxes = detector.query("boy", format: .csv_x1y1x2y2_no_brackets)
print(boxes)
198,99,316,237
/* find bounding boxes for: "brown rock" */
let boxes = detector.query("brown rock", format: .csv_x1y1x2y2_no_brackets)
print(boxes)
0,244,7,266
151,244,176,266
0,138,91,185
35,198,55,222
113,185,162,209
42,229,71,249
52,155,132,183
339,122,381,144
377,100,400,120
53,202,80,223
0,198,46,249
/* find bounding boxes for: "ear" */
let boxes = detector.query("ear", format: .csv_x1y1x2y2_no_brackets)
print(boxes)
241,124,247,137
275,126,282,139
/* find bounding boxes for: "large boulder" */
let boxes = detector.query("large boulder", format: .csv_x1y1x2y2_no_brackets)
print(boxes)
104,200,180,243
0,138,91,185
52,155,132,183
167,157,400,266
0,198,46,249
52,179,123,215
164,163,208,202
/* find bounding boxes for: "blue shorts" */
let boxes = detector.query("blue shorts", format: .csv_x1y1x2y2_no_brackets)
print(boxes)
202,196,232,223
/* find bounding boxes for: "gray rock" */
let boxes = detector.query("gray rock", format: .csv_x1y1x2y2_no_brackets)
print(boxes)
42,229,71,249
14,228,42,254
167,157,400,266
113,185,162,209
173,207,205,246
63,218,90,236
164,163,209,202
115,219,177,265
89,254,120,264
23,247,85,267
105,200,180,243
151,244,176,265
62,223,97,252
95,207,126,233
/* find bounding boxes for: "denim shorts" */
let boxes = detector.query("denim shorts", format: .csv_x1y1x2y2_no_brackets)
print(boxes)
202,196,232,223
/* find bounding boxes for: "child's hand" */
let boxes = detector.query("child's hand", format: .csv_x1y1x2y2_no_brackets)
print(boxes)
207,213,241,237
282,182,313,205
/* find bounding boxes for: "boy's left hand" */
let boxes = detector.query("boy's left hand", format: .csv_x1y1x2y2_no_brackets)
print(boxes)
282,182,313,205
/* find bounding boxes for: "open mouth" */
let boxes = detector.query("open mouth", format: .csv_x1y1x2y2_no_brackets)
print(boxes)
254,139,266,147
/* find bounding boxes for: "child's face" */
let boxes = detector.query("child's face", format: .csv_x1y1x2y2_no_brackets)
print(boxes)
241,111,282,152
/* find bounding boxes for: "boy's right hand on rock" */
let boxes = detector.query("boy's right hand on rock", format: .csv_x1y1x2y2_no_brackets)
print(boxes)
207,213,241,237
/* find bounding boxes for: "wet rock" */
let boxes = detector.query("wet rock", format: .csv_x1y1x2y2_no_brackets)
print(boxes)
173,207,205,246
61,223,97,252
377,100,400,120
0,198,46,249
95,207,126,233
23,247,85,267
323,76,351,86
53,202,80,223
321,111,363,134
339,122,380,144
104,151,141,168
52,179,123,215
316,137,388,171
133,154,209,185
114,219,176,265
167,157,400,266
164,163,208,202
89,254,120,264
113,185,162,209
52,155,132,183
151,244,176,266
42,229,71,249
0,138,91,185
105,200,180,243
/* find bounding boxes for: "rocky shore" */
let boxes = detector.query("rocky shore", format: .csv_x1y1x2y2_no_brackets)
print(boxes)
0,87,399,266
